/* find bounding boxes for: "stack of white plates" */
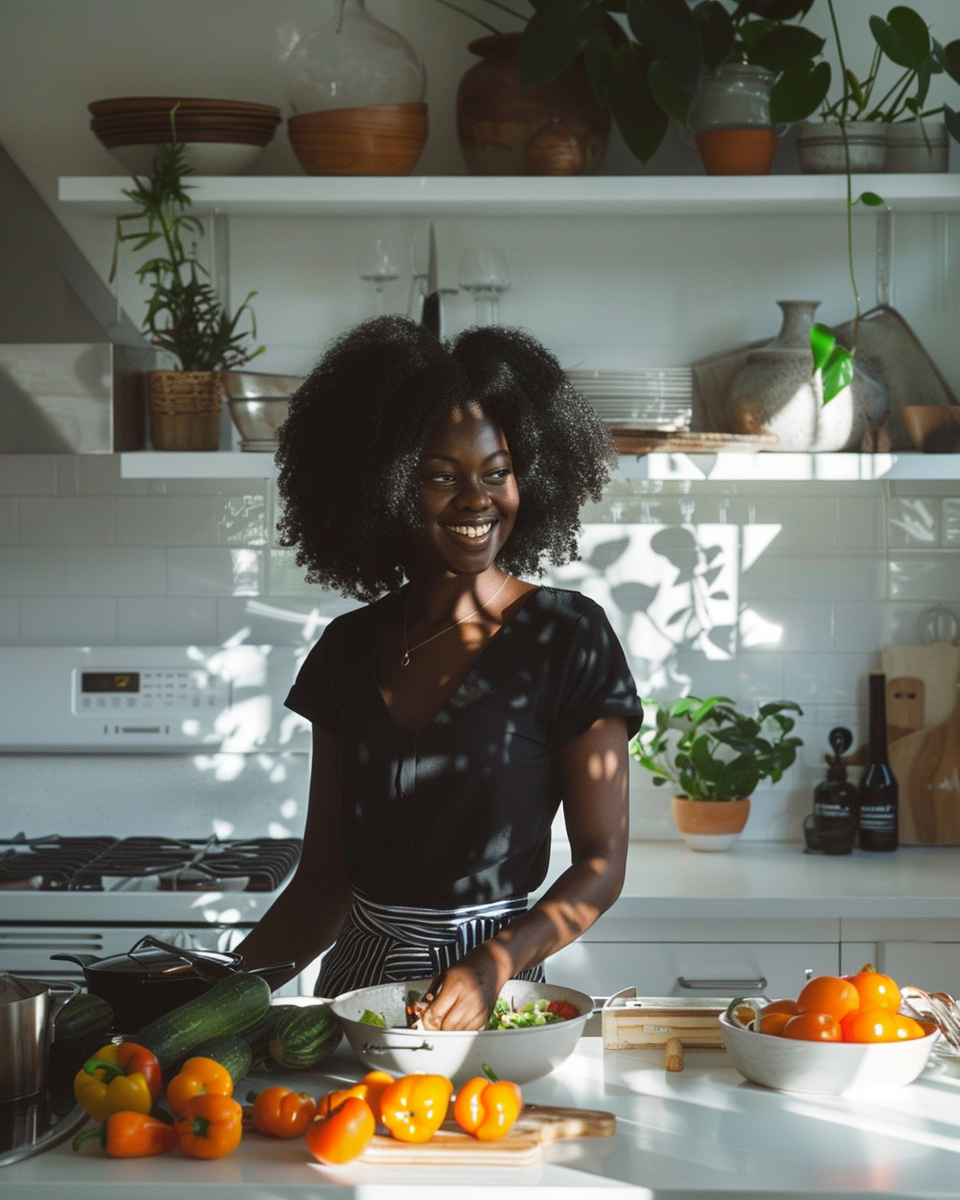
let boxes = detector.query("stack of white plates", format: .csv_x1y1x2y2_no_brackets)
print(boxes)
564,367,693,430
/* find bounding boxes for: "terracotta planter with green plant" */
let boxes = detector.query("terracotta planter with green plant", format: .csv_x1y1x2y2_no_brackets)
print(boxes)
110,109,264,450
630,696,803,851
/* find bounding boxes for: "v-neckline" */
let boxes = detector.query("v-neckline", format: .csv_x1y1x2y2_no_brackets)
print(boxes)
373,586,541,737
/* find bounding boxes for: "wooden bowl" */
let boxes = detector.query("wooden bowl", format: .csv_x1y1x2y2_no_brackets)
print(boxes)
901,405,960,452
287,104,428,176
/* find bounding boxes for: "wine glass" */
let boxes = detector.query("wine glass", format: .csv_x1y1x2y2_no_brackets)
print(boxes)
359,237,400,316
458,249,510,325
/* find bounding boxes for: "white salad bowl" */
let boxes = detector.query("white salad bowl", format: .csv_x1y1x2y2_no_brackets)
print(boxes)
331,978,593,1085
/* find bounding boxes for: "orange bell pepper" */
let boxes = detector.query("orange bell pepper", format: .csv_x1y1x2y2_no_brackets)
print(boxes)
379,1073,453,1144
316,1070,394,1123
166,1056,233,1117
174,1093,243,1160
73,1111,179,1158
248,1086,316,1138
454,1075,523,1141
73,1043,162,1123
305,1096,376,1165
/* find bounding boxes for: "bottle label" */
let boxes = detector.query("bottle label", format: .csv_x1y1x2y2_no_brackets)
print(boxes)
815,802,851,819
860,805,896,830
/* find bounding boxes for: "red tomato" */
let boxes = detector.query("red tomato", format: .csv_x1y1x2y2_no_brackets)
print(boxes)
782,1012,842,1042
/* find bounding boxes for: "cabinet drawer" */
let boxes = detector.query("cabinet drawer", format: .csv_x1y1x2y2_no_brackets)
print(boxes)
546,942,839,999
879,942,960,998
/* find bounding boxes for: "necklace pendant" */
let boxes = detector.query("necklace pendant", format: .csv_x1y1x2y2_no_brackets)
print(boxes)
401,652,411,667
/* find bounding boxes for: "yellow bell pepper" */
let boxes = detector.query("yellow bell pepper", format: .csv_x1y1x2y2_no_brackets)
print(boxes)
73,1042,162,1123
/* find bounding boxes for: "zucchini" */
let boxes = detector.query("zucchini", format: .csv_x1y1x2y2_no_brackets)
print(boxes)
135,972,271,1073
181,1034,253,1087
49,992,114,1080
268,1002,340,1070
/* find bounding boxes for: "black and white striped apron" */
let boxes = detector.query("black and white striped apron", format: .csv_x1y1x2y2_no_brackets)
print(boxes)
315,889,545,998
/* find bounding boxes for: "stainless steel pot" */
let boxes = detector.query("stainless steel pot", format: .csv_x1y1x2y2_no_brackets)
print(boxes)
51,936,293,1034
0,976,78,1101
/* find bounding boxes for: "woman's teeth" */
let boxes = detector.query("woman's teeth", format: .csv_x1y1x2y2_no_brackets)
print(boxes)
448,523,493,539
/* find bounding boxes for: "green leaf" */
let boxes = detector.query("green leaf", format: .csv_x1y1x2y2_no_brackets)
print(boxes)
769,59,831,124
859,190,884,207
609,41,670,162
690,734,721,780
737,0,814,19
945,104,960,144
694,0,734,72
934,39,960,86
583,12,627,99
748,24,825,74
626,0,703,98
809,321,837,372
519,1,603,88
820,344,856,405
648,59,696,125
870,6,930,72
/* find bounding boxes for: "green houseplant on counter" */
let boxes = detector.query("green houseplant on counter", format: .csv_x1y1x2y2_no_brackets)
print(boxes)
630,696,803,852
110,108,264,450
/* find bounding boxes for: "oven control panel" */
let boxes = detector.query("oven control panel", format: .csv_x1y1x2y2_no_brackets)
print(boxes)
73,668,229,714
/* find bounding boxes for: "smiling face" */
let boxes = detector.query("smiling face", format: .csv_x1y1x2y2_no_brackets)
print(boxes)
411,402,519,578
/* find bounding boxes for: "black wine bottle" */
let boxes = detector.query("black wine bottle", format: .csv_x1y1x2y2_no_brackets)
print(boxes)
859,671,899,852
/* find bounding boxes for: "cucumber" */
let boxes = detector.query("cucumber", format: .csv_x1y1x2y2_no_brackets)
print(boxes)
268,1002,340,1070
135,972,271,1073
181,1034,253,1087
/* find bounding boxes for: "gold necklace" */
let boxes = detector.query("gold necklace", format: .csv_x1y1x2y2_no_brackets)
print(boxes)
401,575,511,667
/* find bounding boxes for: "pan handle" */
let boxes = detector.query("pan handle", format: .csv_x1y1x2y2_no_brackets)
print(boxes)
50,952,98,969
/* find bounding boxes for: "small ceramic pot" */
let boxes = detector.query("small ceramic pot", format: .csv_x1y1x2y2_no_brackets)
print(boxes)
691,64,778,176
671,795,750,852
885,121,949,173
795,120,887,173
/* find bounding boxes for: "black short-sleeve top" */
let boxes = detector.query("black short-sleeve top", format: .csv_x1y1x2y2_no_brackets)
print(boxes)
285,586,643,910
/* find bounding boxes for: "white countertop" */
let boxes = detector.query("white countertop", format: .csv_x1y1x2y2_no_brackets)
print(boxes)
6,1037,960,1198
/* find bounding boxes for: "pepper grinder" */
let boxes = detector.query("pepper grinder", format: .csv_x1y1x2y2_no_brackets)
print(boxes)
803,727,859,855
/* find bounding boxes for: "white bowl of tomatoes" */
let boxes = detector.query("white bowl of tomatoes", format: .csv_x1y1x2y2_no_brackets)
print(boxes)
720,966,938,1095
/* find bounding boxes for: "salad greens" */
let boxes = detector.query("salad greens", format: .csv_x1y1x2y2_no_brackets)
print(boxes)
359,1009,386,1027
483,998,567,1031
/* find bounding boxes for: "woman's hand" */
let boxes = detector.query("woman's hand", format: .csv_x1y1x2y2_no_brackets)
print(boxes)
419,948,502,1031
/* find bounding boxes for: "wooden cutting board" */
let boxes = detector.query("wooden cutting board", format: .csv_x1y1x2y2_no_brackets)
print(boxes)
358,1103,615,1167
891,698,960,845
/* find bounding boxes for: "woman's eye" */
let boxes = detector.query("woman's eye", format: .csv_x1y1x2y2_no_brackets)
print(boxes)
487,468,512,482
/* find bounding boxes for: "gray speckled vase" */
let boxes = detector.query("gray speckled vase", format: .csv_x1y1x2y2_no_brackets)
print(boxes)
725,300,868,452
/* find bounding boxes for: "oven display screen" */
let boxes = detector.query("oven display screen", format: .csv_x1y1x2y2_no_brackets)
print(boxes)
80,672,140,694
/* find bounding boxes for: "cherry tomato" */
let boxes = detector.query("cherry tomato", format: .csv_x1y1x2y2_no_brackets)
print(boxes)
844,965,901,1013
796,976,860,1024
841,1008,926,1043
762,999,800,1018
304,1096,375,1165
758,1010,794,1037
782,1012,842,1042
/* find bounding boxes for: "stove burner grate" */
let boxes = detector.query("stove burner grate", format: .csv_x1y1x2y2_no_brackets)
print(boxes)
0,833,301,892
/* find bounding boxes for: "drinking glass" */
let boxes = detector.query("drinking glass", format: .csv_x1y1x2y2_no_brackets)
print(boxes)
458,249,510,325
359,237,400,316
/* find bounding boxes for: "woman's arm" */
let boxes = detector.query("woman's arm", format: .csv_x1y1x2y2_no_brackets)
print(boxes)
420,715,629,1030
233,725,353,987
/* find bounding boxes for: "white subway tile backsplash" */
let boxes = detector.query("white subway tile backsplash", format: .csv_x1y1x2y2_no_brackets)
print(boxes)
0,598,19,644
19,498,115,545
167,548,263,596
20,597,117,645
658,652,785,704
783,652,878,705
942,498,960,547
267,548,316,596
217,595,358,646
0,456,57,496
738,553,784,600
78,455,162,496
836,497,885,550
164,477,273,495
833,601,887,653
726,496,837,550
783,555,886,601
117,597,218,645
738,600,834,653
0,499,16,543
888,553,960,601
0,548,66,596
887,497,939,548
881,603,943,645
64,547,166,597
215,494,268,546
118,497,216,546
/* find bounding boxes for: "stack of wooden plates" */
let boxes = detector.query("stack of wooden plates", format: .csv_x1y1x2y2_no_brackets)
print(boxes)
564,367,693,431
89,96,282,175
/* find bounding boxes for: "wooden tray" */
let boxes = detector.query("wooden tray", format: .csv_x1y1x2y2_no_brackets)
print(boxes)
602,994,728,1050
609,429,778,455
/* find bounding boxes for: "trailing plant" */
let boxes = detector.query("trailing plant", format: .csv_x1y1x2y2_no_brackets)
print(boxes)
630,695,803,801
433,0,829,163
109,108,264,372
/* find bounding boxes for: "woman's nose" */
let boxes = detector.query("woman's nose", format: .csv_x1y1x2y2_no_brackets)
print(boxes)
455,477,492,510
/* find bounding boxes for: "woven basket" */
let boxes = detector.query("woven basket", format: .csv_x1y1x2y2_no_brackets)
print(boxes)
148,371,223,451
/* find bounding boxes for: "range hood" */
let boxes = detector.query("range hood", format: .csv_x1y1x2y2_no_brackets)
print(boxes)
0,142,151,452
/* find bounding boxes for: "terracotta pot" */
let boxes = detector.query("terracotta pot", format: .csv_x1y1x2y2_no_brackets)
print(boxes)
696,129,777,175
670,795,751,852
456,33,610,176
691,64,777,175
288,104,428,176
148,370,222,451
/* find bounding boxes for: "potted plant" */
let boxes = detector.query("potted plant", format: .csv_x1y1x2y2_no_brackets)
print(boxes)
630,696,803,851
110,109,264,450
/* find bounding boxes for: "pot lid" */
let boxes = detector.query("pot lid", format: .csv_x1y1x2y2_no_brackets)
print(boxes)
86,943,240,979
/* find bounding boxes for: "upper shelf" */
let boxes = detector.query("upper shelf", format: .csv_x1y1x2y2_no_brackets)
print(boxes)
60,174,960,218
119,450,960,481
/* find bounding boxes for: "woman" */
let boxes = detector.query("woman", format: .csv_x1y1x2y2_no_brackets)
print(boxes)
237,316,643,1030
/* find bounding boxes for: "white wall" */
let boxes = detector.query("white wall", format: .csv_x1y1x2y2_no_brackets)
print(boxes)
0,1,958,842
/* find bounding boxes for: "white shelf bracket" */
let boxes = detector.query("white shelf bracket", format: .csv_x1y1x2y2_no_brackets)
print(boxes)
876,207,895,308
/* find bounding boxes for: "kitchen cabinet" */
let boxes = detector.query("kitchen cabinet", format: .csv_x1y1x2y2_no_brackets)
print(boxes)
842,918,960,998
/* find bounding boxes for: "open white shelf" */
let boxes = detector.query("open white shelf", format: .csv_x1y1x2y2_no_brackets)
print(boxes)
60,173,960,218
119,450,960,481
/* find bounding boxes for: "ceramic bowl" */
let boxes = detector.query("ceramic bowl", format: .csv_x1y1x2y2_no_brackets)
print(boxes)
901,406,960,453
720,1011,938,1094
287,104,428,176
105,142,265,176
331,977,593,1085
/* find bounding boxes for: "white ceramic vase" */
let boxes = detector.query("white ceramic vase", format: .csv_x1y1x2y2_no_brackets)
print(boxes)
795,120,887,173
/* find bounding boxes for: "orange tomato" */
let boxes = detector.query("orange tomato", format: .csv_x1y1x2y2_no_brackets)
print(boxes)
758,1010,794,1037
796,975,860,1023
762,999,800,1018
782,1012,842,1042
844,964,901,1013
841,1009,926,1043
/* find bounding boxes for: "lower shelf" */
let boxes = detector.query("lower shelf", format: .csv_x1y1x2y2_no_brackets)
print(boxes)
119,450,960,481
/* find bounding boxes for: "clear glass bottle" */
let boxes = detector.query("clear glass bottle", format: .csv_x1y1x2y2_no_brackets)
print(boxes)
286,0,426,114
